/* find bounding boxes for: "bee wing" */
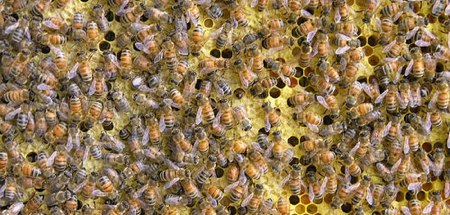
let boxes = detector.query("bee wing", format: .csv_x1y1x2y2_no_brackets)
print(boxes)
267,45,284,56
74,130,80,150
348,182,360,193
240,72,250,89
281,76,291,86
382,121,392,137
68,62,80,80
251,0,258,7
426,112,432,132
406,27,419,40
107,53,121,69
210,25,224,40
404,137,410,154
422,28,436,39
375,89,388,104
434,0,442,14
4,22,19,34
241,192,254,207
72,180,87,193
164,178,180,189
93,190,107,197
423,201,434,214
306,123,319,133
279,174,290,188
445,181,450,198
404,59,414,77
187,11,198,27
408,182,422,192
336,46,350,55
67,132,73,153
7,202,24,215
282,0,288,9
334,10,341,23
391,158,402,173
88,80,97,96
159,114,166,132
225,181,240,193
382,39,397,53
349,142,360,157
47,151,57,167
195,106,203,125
142,126,149,146
306,29,318,43
320,177,328,196
252,142,265,154
264,115,271,132
0,183,6,198
154,49,164,63
136,184,149,198
308,185,315,202
392,11,403,22
401,206,411,215
316,96,329,109
5,107,21,121
428,92,439,109
42,20,60,30
265,142,274,159
116,0,130,16
446,2,450,15
135,42,150,54
301,9,314,19
366,187,373,205
111,137,125,153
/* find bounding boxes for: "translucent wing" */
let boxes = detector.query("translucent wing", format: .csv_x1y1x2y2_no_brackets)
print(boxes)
316,96,329,109
349,142,360,157
375,89,388,104
5,107,21,120
164,178,180,189
382,39,396,53
241,192,254,207
423,201,434,214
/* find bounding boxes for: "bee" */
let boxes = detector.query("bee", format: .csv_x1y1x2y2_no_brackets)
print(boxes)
342,154,361,177
384,113,401,143
407,113,430,137
429,78,449,111
2,89,29,103
282,164,305,195
233,59,257,89
111,88,130,113
68,51,92,83
172,128,192,154
292,20,316,40
308,73,336,96
162,38,177,72
119,3,145,24
206,3,223,19
81,100,103,131
401,197,422,215
91,4,109,33
262,102,281,132
378,17,394,45
277,196,289,215
170,31,189,56
428,111,442,129
101,100,114,131
15,163,42,178
118,48,132,79
323,165,338,194
144,7,173,23
262,32,294,55
116,31,133,49
195,155,216,185
376,84,397,114
53,144,68,172
431,148,444,177
382,33,406,59
22,193,44,214
233,105,252,131
191,24,204,57
159,102,174,131
242,184,264,213
317,94,340,119
305,171,325,202
350,175,371,205
297,41,312,67
231,5,248,27
227,163,240,183
195,93,215,125
210,21,233,49
97,175,115,196
141,113,161,147
103,152,129,166
181,179,200,199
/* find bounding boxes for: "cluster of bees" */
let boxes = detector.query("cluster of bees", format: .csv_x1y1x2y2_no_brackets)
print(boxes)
1,0,450,214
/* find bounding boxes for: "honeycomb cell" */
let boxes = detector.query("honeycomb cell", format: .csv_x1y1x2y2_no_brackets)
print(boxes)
422,182,432,191
228,206,237,215
341,203,352,213
210,49,221,58
434,142,443,149
204,19,214,28
289,77,298,88
323,115,333,125
295,204,305,214
292,47,301,56
270,88,281,98
358,36,366,47
301,194,311,205
290,157,300,166
295,67,303,78
105,31,115,41
26,152,37,162
100,41,111,51
436,62,444,73
357,76,367,83
306,165,316,173
422,142,432,152
324,194,333,204
396,191,404,202
277,78,286,88
288,136,299,147
222,49,233,58
304,67,314,76
368,35,378,47
368,55,380,66
289,195,300,205
41,46,51,54
298,77,309,87
307,204,318,213
364,46,373,56
234,88,245,99
105,11,114,22
215,168,224,178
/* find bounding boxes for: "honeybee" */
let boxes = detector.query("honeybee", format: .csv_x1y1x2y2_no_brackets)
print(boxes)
195,93,215,125
292,19,317,42
144,7,173,23
68,51,92,83
308,73,336,96
81,100,103,131
190,24,204,57
22,193,44,214
194,155,216,185
317,94,340,119
262,32,294,55
318,59,340,84
431,148,444,177
159,102,175,131
401,197,422,215
376,84,398,114
429,78,449,111
210,21,233,49
407,113,430,137
261,102,280,132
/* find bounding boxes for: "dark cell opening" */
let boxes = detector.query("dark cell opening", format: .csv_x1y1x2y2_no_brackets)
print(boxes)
105,31,115,41
323,115,333,125
269,88,281,98
298,77,309,87
215,168,224,178
341,203,352,213
210,49,221,58
42,46,51,54
276,78,286,88
99,41,111,51
288,136,299,147
26,152,37,162
368,35,378,47
289,195,300,205
106,11,114,22
234,88,245,99
222,49,233,58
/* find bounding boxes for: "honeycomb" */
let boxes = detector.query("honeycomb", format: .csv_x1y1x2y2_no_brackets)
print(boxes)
1,0,450,214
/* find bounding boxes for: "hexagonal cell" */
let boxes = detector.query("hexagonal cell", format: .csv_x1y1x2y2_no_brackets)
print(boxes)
228,206,236,215
221,49,233,58
277,78,286,88
341,203,352,213
304,67,314,76
270,88,281,98
396,191,404,202
368,55,380,66
364,46,373,56
295,204,305,214
215,168,224,178
434,142,444,149
289,77,298,88
368,35,378,47
295,67,303,78
292,47,301,57
298,77,309,87
210,49,221,58
307,204,318,214
417,191,426,201
234,88,245,99
26,152,38,163
324,194,333,204
323,115,333,125
204,19,214,28
289,195,300,205
358,36,366,47
422,142,432,152
422,182,433,192
301,194,311,205
105,31,115,41
288,136,299,147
